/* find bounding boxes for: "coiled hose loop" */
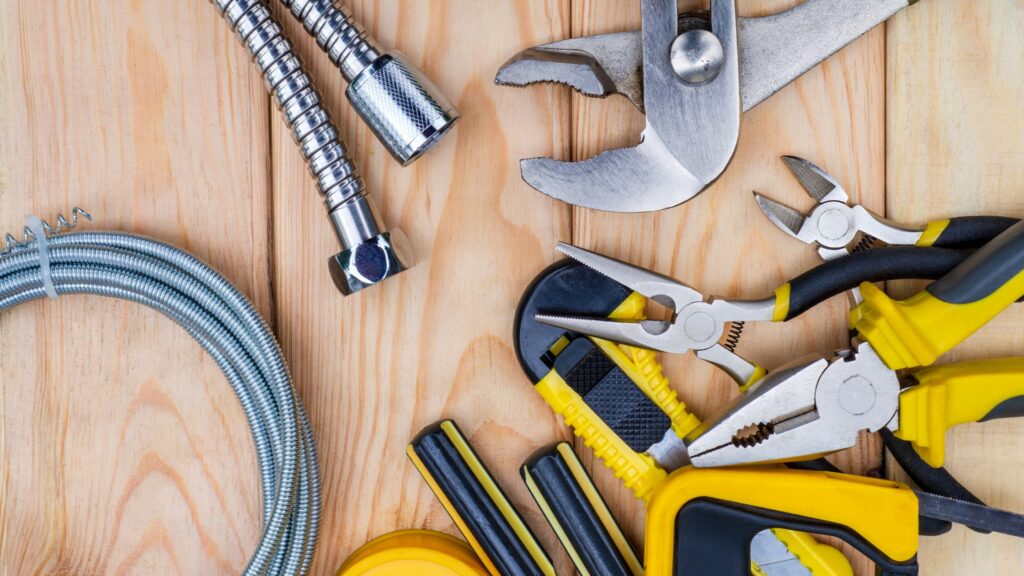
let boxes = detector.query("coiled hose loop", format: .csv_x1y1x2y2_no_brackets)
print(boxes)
0,231,321,575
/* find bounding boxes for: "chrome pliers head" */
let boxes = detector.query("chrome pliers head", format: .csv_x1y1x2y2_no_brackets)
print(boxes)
687,341,901,467
754,156,924,261
756,156,1020,258
689,218,1024,468
495,1,919,212
536,243,777,387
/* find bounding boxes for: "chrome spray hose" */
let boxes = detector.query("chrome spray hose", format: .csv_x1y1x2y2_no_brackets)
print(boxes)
279,0,459,166
212,0,409,295
0,217,320,575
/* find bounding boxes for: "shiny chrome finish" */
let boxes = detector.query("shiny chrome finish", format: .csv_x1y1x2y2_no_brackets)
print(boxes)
496,0,916,213
280,0,459,165
535,243,775,386
688,342,901,467
670,29,725,84
646,428,692,471
519,0,740,212
750,531,814,576
212,0,408,295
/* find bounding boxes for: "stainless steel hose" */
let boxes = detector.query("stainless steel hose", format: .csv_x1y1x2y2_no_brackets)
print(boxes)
278,0,459,166
0,229,320,575
212,0,409,296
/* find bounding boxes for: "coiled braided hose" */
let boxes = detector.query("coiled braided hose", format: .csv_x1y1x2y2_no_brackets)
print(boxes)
0,230,320,575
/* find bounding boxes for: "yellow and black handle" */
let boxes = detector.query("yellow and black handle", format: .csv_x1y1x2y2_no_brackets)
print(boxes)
521,443,643,576
515,260,694,499
515,260,857,574
408,420,555,576
896,358,1024,467
916,216,1018,249
644,467,921,576
771,246,970,321
853,220,1024,369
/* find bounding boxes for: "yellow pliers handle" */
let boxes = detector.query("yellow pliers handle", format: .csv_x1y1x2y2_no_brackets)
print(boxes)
557,293,854,576
897,358,1024,467
852,221,1024,369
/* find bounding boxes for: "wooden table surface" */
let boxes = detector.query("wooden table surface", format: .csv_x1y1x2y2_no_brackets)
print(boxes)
1,1,1022,574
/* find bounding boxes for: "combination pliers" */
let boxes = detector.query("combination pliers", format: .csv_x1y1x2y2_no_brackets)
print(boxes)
685,220,1024,477
495,0,922,212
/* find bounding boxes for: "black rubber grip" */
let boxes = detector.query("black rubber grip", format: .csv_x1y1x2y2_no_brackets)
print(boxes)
673,499,919,576
980,396,1024,421
928,219,1024,304
784,247,969,320
552,337,671,452
522,444,640,576
881,429,987,535
410,421,551,576
931,216,1019,249
515,260,632,383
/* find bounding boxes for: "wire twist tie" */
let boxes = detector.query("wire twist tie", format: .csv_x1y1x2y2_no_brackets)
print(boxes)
25,215,58,299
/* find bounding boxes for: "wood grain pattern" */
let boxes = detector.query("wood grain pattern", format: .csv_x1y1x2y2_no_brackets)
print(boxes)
0,1,271,573
268,1,574,573
571,1,885,573
887,1,1024,573
0,1,1021,575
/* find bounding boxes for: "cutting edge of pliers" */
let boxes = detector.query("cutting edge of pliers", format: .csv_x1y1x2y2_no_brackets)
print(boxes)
686,340,902,468
754,155,925,260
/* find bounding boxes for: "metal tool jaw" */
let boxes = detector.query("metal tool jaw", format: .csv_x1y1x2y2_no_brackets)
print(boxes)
496,0,916,213
534,243,775,385
756,156,924,260
514,0,740,212
688,341,901,467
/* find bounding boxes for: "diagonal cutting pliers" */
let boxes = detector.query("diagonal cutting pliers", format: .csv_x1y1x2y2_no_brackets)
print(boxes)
686,220,1024,474
755,155,1019,260
495,0,923,212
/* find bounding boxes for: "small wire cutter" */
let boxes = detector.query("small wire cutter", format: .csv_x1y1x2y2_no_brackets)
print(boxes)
686,220,1024,471
536,241,973,388
756,155,1019,261
495,0,922,212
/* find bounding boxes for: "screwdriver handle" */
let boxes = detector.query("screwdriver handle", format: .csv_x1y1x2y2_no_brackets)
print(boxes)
896,358,1024,467
521,443,643,576
916,216,1019,249
407,420,555,576
852,220,1024,368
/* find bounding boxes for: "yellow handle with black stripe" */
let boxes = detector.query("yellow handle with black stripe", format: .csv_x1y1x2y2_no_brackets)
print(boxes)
852,220,1024,369
896,358,1024,467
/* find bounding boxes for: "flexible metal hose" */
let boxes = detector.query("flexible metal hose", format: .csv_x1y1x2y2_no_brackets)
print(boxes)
211,0,413,297
0,230,320,575
213,0,365,219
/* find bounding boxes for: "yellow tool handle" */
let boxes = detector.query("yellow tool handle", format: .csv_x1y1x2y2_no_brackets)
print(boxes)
851,220,1024,369
534,369,668,500
600,292,701,438
897,358,1024,467
644,468,919,576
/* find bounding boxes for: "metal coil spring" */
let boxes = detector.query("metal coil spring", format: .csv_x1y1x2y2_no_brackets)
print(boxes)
212,0,365,213
1,208,91,256
723,321,745,352
279,0,380,82
852,234,877,253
